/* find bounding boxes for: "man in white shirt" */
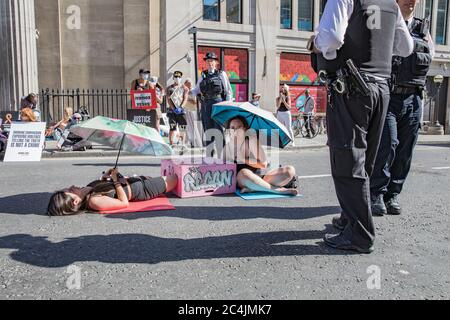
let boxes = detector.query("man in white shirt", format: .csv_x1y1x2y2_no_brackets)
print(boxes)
307,0,414,253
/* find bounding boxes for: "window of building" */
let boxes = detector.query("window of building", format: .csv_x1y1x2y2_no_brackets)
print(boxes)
319,0,328,20
280,0,293,29
280,53,327,114
436,0,448,45
298,0,314,31
424,0,433,18
227,0,242,24
198,47,249,102
203,0,220,22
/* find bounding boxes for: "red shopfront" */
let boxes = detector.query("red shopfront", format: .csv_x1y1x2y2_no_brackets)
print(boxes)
280,52,327,115
198,46,249,102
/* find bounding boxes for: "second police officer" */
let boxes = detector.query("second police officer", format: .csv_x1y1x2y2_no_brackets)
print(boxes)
308,0,414,253
192,52,233,156
370,0,435,217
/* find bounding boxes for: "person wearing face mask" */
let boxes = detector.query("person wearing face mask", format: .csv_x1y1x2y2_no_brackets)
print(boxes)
192,52,233,156
148,76,165,135
131,69,151,91
221,116,298,196
166,71,189,146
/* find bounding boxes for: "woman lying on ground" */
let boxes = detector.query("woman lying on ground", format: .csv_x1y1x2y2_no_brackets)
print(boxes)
221,116,299,196
47,168,178,216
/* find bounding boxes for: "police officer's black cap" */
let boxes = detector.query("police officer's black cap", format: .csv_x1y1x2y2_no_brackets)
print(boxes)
173,71,183,78
139,69,151,74
204,52,219,61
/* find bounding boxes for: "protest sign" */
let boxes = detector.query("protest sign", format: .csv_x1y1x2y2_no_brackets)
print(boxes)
131,89,157,110
127,109,157,129
3,122,46,162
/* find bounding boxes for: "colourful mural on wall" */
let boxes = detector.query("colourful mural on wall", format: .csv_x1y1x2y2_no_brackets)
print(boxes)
280,53,319,84
286,85,328,114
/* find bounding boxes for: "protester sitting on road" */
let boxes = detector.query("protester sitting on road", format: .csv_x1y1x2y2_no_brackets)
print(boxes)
20,108,37,122
46,107,74,141
221,116,298,196
47,168,178,216
20,93,41,121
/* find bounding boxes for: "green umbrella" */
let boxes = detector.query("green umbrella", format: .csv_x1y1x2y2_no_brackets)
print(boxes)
70,116,173,167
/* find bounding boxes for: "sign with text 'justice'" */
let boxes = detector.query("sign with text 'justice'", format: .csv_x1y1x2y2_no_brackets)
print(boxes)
4,122,46,162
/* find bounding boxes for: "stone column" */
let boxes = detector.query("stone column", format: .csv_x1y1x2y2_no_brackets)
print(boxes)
0,0,39,111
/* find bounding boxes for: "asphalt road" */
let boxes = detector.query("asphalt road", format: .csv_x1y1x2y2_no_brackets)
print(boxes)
0,145,449,300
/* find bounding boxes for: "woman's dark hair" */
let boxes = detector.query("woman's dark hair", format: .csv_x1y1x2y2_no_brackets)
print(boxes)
227,116,250,130
47,191,87,217
47,181,117,216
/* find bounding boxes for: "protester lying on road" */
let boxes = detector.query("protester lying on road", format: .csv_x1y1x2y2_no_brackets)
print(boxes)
221,116,298,196
47,168,178,216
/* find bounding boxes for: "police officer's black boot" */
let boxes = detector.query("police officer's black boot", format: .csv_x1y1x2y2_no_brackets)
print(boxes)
371,194,387,217
385,194,402,215
332,215,348,231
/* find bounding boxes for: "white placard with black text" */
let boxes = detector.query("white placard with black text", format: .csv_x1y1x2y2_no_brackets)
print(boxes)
4,122,46,162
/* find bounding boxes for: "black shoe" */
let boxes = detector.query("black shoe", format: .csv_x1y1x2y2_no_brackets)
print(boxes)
332,216,347,231
324,234,374,254
371,194,387,217
385,195,402,215
284,176,298,189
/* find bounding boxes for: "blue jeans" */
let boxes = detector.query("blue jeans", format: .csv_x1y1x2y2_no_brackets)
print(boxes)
370,93,422,199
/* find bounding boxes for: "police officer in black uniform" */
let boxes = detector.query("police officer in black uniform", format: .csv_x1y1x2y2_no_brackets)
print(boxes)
371,0,434,216
309,0,413,253
192,52,233,155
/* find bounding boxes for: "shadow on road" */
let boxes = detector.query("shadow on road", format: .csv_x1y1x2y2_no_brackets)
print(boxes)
0,228,356,268
104,205,340,221
0,193,340,221
0,193,53,215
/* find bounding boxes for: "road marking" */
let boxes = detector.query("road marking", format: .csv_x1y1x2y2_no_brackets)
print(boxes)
432,167,450,170
299,174,332,179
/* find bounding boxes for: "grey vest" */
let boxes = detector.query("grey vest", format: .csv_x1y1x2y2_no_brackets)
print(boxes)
392,18,432,88
317,0,399,78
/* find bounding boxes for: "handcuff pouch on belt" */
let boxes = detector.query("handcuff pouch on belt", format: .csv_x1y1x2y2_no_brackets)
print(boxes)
319,59,371,97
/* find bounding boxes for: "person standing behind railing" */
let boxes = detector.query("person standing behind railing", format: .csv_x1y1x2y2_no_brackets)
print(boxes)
276,84,295,147
131,69,151,91
149,76,165,135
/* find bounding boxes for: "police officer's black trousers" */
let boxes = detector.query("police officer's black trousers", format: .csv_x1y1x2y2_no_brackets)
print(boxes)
328,82,390,248
201,97,224,155
370,93,422,199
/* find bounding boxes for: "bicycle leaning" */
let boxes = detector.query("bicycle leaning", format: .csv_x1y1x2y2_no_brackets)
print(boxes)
292,112,320,139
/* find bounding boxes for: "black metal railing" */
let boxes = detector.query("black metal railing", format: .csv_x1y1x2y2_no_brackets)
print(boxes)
39,88,133,124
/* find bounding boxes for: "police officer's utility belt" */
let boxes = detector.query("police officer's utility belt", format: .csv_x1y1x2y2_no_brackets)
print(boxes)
202,94,222,100
319,59,383,96
391,86,422,95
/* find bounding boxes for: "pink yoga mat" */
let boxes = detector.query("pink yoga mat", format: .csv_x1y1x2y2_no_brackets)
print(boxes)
99,196,175,215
